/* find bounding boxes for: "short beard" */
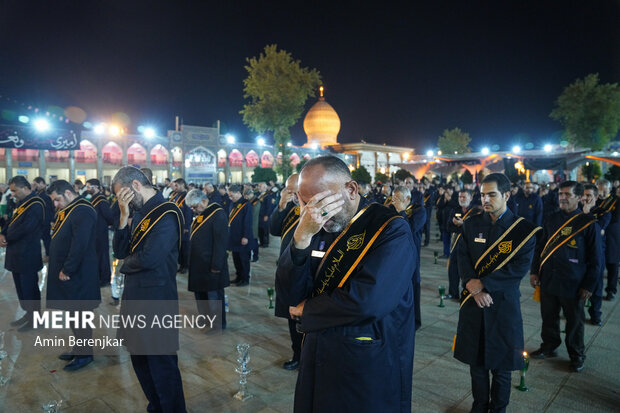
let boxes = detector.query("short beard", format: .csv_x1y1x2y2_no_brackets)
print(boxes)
129,190,144,211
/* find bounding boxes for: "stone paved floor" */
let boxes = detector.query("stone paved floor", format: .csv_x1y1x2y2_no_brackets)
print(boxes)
0,230,618,412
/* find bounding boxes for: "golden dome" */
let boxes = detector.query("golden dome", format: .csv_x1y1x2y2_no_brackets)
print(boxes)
303,87,340,148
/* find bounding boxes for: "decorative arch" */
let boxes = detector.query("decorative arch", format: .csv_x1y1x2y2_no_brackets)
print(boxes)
75,139,97,163
246,150,259,167
102,142,122,165
228,149,243,167
289,153,300,167
185,146,216,172
261,151,274,168
11,148,39,162
150,144,169,165
217,149,227,167
127,143,147,165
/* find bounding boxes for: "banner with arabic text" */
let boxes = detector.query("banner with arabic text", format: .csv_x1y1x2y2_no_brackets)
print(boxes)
0,124,81,150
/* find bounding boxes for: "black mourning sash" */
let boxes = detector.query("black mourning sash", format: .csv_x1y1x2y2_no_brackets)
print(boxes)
190,203,223,239
131,202,183,253
405,203,423,219
537,212,596,273
174,192,187,207
9,196,45,228
281,205,300,239
51,198,94,238
592,196,617,220
312,203,402,297
90,194,108,208
460,217,541,307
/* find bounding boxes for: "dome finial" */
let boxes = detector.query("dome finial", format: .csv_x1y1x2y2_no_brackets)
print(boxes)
319,85,324,98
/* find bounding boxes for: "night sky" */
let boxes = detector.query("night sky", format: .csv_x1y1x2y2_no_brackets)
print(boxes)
1,1,618,152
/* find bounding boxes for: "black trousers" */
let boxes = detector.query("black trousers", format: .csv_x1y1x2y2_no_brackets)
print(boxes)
130,354,186,413
194,289,226,329
178,239,190,269
423,211,431,244
606,263,619,295
232,251,251,283
448,254,460,298
258,225,269,246
287,318,303,361
470,365,511,413
589,268,604,321
70,324,94,356
12,271,40,318
540,289,585,360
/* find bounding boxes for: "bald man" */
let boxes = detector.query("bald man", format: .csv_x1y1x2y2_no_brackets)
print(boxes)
269,173,302,370
276,156,416,412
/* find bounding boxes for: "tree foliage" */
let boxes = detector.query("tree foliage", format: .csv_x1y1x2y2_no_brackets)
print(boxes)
374,172,389,184
251,166,277,183
241,44,321,177
550,74,620,150
437,128,472,154
581,161,602,182
351,166,372,184
460,169,473,184
604,164,620,182
393,168,412,182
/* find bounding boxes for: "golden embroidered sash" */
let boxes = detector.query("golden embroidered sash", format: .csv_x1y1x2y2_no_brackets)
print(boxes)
312,203,402,297
130,202,183,253
383,196,392,206
51,198,94,238
9,196,45,227
228,201,247,226
537,212,596,273
90,194,108,208
460,216,541,307
592,196,617,220
281,205,300,239
173,192,187,207
190,203,223,239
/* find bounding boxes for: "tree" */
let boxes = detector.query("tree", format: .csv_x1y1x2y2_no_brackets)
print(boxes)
550,74,620,150
251,166,277,183
437,128,472,155
393,169,412,182
241,44,322,177
581,161,602,182
351,165,372,184
374,172,389,184
604,164,620,182
461,169,473,184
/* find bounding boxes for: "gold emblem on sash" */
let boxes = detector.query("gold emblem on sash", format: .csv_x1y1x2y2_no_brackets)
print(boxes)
498,240,512,254
15,206,24,216
140,219,150,232
196,215,204,223
561,226,572,236
58,210,65,221
568,239,578,248
346,231,366,251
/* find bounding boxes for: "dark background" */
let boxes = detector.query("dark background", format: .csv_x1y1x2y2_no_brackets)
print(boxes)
1,1,618,151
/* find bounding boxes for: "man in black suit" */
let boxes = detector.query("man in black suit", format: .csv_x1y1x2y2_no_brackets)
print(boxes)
0,176,45,331
112,166,186,412
185,189,229,329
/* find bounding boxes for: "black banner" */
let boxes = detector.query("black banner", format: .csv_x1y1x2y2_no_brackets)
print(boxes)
523,157,566,171
0,124,81,150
